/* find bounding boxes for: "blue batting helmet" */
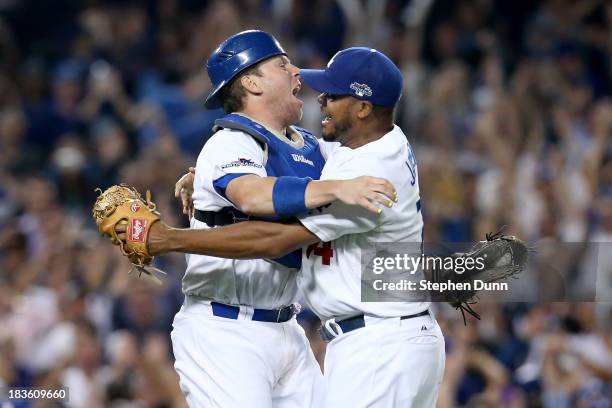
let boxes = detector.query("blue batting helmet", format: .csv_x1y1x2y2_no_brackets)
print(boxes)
204,30,286,109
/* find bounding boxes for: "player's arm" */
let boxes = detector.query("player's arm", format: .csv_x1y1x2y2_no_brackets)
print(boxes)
296,156,390,242
178,135,395,217
226,174,396,216
144,219,317,259
145,153,387,258
120,155,387,259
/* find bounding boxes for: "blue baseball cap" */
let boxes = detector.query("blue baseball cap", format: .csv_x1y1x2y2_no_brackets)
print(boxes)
300,47,403,107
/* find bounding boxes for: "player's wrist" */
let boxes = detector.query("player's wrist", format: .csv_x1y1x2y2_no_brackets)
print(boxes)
305,180,337,208
147,221,171,256
327,180,344,201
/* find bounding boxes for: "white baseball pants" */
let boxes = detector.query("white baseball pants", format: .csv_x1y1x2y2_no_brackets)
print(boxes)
323,313,445,407
170,299,323,408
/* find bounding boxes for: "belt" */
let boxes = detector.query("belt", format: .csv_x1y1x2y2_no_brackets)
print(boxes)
320,309,430,341
194,208,250,227
211,302,297,323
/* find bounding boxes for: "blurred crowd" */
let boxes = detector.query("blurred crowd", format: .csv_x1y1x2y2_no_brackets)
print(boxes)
0,0,610,407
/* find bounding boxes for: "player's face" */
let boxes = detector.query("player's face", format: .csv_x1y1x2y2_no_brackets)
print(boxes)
257,56,303,125
318,93,354,143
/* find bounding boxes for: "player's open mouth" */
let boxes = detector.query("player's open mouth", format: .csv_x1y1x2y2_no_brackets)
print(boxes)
292,82,301,96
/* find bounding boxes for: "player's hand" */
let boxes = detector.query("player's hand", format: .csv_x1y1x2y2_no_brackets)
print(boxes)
175,167,195,217
115,221,168,256
335,176,397,214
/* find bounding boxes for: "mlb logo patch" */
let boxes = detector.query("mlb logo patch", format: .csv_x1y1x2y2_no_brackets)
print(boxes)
239,158,254,165
350,82,372,97
129,218,148,242
221,158,263,169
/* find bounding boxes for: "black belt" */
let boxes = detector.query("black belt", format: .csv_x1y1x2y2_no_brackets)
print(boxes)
194,208,250,227
321,310,430,341
211,302,297,323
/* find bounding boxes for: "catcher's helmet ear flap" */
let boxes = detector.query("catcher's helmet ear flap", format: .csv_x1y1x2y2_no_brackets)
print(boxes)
204,30,286,109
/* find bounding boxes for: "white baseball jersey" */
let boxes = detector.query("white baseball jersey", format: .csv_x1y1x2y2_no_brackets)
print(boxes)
298,125,429,321
185,125,303,309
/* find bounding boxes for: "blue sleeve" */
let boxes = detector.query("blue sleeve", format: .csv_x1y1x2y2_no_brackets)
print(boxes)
212,173,251,200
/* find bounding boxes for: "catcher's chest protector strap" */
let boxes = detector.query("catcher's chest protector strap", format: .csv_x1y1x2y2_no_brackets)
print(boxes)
193,207,301,269
213,114,271,148
193,208,250,227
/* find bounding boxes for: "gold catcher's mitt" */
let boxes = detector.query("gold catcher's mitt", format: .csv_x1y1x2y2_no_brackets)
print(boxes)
92,184,165,283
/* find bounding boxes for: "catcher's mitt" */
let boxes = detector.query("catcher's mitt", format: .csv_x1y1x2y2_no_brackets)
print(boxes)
92,184,165,283
428,229,528,324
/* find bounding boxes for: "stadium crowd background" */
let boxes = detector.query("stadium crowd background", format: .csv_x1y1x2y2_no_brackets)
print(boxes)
0,0,610,406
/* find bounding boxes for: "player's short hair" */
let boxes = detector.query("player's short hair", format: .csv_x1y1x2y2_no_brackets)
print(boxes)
218,64,263,113
371,105,395,123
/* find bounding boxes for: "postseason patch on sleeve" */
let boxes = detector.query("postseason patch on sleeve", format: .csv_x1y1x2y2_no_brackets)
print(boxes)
221,158,263,169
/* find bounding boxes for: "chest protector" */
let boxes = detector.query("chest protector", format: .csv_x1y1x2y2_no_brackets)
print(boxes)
213,114,326,269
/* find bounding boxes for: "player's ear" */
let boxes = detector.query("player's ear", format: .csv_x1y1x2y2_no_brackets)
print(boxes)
356,101,373,119
241,74,263,96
